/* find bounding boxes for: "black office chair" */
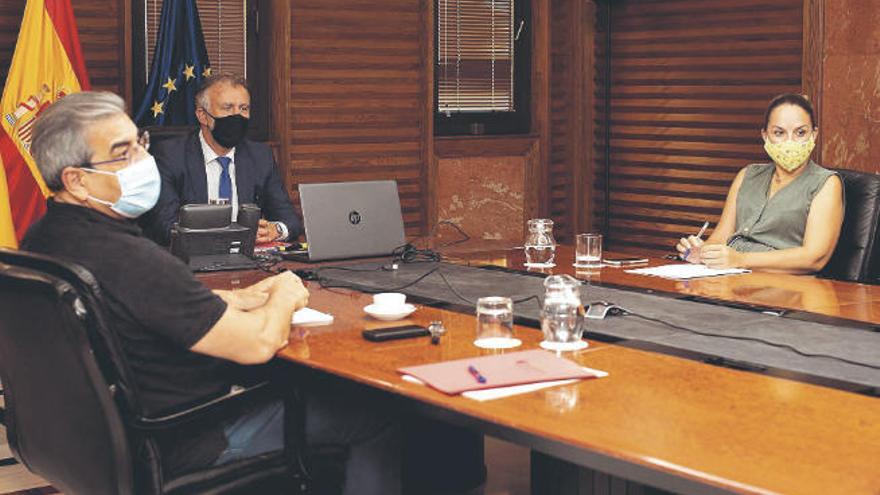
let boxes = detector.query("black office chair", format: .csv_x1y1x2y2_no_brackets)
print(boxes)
0,248,307,494
820,169,880,283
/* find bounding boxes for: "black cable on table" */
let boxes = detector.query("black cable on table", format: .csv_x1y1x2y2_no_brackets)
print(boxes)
621,308,880,371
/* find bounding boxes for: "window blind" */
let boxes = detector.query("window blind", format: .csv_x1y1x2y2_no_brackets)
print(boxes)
592,0,803,253
145,0,247,81
437,0,515,113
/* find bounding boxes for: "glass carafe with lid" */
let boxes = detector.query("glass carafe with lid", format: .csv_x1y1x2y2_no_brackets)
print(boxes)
540,274,587,350
524,218,557,267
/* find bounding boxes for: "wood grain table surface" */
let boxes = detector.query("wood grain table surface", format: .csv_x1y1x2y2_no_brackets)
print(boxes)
198,243,880,495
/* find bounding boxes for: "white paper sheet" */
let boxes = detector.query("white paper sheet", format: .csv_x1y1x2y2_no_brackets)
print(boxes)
292,307,334,326
625,263,749,280
401,367,608,401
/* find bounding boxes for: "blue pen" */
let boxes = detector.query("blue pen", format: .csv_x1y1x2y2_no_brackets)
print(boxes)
682,221,709,261
467,365,487,384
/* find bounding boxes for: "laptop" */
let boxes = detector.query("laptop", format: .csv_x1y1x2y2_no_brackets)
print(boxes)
293,180,406,262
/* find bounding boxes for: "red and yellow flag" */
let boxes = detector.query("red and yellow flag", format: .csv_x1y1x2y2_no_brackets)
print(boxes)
0,0,90,248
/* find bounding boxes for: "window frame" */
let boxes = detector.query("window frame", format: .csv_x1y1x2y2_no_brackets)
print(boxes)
433,0,531,136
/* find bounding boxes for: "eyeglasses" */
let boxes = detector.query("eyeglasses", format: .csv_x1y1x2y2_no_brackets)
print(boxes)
83,129,150,169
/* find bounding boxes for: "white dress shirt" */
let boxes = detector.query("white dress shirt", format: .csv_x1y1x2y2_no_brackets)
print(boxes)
199,130,239,221
197,130,288,239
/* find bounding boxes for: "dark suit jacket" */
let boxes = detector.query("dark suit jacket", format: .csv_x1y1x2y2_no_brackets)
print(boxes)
141,131,302,245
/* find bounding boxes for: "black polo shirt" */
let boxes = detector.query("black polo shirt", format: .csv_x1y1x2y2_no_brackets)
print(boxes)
23,200,230,416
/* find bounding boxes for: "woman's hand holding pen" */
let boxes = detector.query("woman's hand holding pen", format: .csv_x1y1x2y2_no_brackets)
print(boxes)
676,221,710,263
676,235,704,263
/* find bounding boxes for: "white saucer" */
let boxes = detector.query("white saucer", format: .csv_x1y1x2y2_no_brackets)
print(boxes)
539,340,589,351
473,337,522,349
364,303,417,321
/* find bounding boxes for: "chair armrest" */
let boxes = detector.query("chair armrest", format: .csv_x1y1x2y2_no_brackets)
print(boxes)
130,380,273,431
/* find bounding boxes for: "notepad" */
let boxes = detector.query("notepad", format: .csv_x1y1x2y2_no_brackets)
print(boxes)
625,263,749,280
402,367,608,401
291,307,334,326
398,349,602,395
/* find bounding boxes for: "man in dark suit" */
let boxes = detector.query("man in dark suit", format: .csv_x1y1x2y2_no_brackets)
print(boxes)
141,74,302,246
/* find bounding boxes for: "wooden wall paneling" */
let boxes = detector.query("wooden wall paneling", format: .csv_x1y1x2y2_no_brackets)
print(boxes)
263,0,291,193
119,0,132,105
0,0,26,88
435,136,537,159
1,0,131,106
523,138,541,225
423,0,436,235
547,0,598,242
591,0,610,240
73,1,129,99
289,0,427,236
578,0,597,235
548,0,575,242
531,0,551,221
598,0,804,254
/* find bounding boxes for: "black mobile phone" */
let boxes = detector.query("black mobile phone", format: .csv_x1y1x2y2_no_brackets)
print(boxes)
362,325,430,342
603,257,649,266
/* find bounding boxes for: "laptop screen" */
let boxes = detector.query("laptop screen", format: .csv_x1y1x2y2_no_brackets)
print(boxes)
298,180,406,261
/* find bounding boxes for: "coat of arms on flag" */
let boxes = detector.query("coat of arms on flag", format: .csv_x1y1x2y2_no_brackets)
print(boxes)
0,0,90,248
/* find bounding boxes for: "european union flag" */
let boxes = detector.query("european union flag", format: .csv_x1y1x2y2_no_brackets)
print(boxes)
134,0,211,126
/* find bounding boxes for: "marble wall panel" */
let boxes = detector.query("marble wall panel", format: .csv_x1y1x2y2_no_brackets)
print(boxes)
820,0,880,173
436,156,527,243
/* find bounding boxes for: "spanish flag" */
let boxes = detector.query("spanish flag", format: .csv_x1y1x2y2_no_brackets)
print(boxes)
0,0,90,248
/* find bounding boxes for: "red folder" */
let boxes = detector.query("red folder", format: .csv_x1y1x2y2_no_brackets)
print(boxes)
398,349,599,395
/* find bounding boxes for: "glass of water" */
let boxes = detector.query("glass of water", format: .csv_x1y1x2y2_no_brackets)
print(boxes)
574,233,602,268
474,296,520,349
524,219,557,267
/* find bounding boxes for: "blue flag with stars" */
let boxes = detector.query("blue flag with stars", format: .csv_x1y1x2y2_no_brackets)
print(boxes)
134,0,211,126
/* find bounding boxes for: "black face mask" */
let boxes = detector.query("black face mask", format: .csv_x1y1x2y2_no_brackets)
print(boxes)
206,112,249,149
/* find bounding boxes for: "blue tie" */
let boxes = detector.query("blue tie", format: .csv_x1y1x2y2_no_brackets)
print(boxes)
217,156,232,200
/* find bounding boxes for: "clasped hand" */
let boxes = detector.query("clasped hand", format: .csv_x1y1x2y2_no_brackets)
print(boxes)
227,272,309,311
256,219,280,244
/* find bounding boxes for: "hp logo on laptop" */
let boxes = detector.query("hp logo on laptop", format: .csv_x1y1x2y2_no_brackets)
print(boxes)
348,210,361,225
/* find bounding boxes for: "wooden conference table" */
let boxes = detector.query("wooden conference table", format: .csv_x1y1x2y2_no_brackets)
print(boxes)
198,244,880,495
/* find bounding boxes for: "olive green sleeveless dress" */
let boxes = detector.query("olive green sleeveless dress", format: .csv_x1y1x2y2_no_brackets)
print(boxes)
727,160,839,252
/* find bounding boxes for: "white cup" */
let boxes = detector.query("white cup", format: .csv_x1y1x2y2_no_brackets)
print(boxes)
373,292,406,308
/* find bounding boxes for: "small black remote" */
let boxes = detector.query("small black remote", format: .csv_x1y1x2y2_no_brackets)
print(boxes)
362,325,430,342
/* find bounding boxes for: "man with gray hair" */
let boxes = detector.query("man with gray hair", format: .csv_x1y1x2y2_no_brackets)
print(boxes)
21,91,401,494
141,73,302,246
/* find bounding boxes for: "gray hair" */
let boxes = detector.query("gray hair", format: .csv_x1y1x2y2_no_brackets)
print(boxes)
194,73,249,112
31,91,126,191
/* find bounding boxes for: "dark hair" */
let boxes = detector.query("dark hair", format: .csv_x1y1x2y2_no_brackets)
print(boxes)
763,93,817,130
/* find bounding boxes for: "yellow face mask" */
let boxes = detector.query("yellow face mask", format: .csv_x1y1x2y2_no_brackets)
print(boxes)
763,135,816,172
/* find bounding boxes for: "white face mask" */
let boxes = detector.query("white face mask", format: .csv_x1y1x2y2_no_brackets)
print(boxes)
83,154,161,218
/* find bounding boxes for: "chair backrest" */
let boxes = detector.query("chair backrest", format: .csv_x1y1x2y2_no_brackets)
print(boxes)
0,249,135,495
820,169,880,283
0,248,142,410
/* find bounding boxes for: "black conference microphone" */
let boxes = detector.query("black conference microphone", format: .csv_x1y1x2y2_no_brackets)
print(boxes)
237,203,261,257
